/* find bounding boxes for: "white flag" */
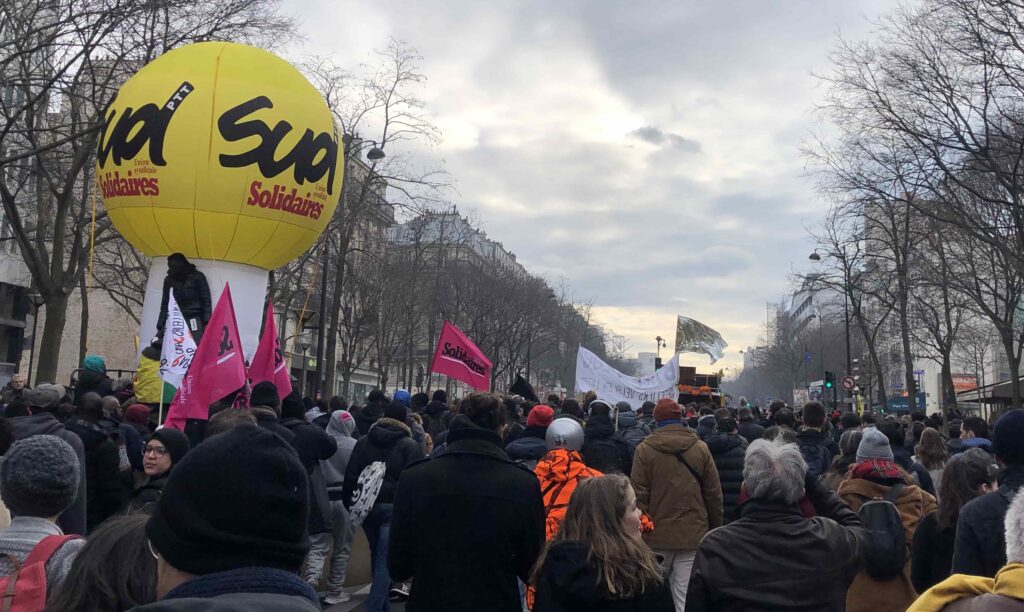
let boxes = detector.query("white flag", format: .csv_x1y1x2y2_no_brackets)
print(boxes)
159,290,197,388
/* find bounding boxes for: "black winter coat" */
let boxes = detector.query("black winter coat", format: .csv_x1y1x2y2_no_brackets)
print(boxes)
354,401,386,438
737,418,764,443
158,265,211,331
122,475,169,515
705,433,747,523
953,464,1024,577
342,418,424,508
65,419,125,531
389,426,544,612
533,540,674,612
796,429,838,478
281,418,337,535
685,479,869,612
252,407,296,444
582,416,633,475
422,400,451,441
695,416,717,440
911,512,956,593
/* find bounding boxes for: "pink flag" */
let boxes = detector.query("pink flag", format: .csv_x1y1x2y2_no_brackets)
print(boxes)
165,284,247,430
248,301,292,397
429,321,492,391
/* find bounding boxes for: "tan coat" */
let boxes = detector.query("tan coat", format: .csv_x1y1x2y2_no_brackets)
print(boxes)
631,424,723,550
838,477,937,612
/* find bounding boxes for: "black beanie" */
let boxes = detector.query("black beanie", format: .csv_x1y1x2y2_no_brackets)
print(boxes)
250,381,280,411
994,409,1024,465
146,425,309,575
150,428,191,467
432,390,447,403
384,401,408,423
281,391,305,421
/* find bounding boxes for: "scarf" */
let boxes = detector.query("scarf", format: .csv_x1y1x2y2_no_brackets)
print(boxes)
162,566,318,604
908,563,1024,611
851,459,906,482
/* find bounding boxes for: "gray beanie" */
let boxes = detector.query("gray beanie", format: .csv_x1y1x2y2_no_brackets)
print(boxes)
856,427,894,462
1,435,80,518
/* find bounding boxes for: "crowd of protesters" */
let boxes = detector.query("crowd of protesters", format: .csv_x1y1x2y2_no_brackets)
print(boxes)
3,357,1024,611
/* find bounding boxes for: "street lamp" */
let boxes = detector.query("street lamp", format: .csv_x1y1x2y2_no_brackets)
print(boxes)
24,290,45,387
808,251,852,377
655,336,666,358
366,142,386,161
298,335,312,396
313,137,388,399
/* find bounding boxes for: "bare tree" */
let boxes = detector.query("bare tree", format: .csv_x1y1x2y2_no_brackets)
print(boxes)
0,0,295,382
300,41,449,395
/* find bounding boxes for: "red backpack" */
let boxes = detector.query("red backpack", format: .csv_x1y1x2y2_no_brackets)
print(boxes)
0,535,80,612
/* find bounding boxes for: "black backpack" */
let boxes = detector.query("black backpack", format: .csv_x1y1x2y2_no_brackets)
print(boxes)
800,443,832,479
858,483,906,580
582,438,629,474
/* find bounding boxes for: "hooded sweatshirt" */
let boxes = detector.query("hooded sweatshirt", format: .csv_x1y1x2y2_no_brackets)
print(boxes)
342,418,425,508
321,411,358,501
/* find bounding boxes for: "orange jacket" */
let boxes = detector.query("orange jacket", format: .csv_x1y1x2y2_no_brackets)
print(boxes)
534,448,603,540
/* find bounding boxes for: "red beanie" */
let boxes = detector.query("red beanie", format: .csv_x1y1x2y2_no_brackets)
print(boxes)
527,405,555,428
653,398,682,423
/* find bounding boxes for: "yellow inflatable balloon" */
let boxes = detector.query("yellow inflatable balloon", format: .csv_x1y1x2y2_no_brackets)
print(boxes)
97,42,342,270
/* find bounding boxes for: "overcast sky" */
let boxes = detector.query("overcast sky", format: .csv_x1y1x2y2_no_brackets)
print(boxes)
286,0,899,374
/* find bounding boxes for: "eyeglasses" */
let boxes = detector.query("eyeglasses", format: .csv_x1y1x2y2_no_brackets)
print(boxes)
143,445,168,457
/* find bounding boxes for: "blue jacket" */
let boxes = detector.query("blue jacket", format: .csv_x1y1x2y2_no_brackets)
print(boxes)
505,426,548,466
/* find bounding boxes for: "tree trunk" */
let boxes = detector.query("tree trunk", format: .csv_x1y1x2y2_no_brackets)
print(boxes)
857,315,888,410
36,293,69,385
1008,343,1022,413
940,353,954,436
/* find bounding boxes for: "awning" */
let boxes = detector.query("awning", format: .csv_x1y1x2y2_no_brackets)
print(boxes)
956,378,1019,404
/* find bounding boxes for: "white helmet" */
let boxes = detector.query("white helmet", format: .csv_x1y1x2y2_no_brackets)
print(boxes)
546,418,585,451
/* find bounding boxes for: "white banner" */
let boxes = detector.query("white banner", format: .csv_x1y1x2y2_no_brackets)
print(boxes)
159,291,197,388
575,346,680,409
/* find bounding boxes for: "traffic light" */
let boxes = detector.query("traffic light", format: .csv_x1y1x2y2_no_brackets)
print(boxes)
824,370,835,389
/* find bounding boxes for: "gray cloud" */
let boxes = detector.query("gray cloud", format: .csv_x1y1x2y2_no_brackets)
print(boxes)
289,0,903,360
629,125,701,153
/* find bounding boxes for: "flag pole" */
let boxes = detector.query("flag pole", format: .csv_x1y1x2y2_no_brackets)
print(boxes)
158,393,164,428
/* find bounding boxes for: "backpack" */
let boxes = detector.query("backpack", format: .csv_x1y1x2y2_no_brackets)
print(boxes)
858,483,907,580
582,438,628,474
0,534,79,612
619,424,648,455
800,443,832,479
349,461,386,527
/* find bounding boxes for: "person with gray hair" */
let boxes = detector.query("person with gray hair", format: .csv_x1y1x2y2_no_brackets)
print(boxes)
686,438,869,611
908,486,1024,611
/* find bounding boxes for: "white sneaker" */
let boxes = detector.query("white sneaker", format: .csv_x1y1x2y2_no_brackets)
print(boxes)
324,592,352,605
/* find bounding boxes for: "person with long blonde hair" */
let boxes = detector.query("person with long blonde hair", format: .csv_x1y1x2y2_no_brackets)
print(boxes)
532,474,673,611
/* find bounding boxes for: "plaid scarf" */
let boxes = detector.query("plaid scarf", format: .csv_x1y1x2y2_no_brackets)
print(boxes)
851,459,905,481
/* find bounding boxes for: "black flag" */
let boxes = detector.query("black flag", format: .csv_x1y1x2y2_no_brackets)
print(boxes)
509,375,539,403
